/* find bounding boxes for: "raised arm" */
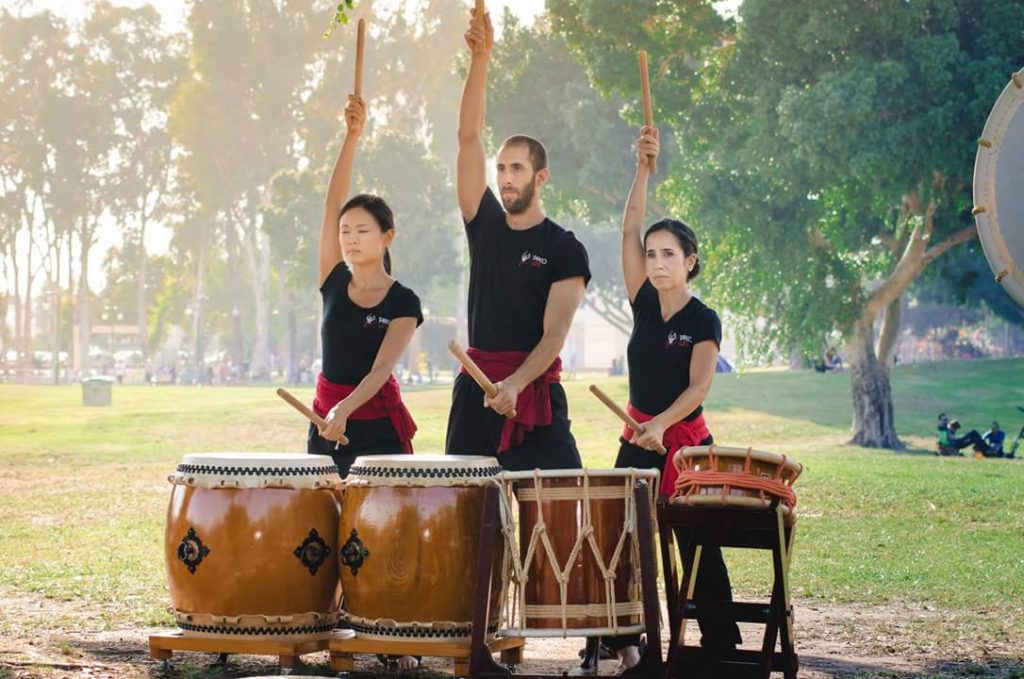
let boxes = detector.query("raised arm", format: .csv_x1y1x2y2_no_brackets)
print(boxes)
456,8,494,221
319,95,366,287
622,125,659,302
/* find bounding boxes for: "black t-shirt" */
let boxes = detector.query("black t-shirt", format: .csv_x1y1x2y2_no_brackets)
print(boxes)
626,280,721,419
320,262,423,385
465,188,591,352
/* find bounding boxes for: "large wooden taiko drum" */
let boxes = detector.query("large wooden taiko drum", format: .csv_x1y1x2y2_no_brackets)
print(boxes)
338,454,504,642
164,453,342,639
500,469,659,637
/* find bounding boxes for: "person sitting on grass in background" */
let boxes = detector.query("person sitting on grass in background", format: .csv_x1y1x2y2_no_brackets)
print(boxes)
814,347,844,373
946,420,988,456
982,421,1006,458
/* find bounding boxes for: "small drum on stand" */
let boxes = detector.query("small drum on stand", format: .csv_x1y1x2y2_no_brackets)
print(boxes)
974,67,1024,307
338,454,505,643
670,445,803,522
163,453,343,639
498,468,659,638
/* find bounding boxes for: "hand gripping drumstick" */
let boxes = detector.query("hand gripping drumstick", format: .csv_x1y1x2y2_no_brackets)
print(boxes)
276,387,350,446
354,18,365,97
638,50,657,175
448,340,517,420
589,384,667,455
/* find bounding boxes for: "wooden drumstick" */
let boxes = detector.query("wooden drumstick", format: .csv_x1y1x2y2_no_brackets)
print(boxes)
475,0,485,17
354,18,365,97
638,50,657,175
276,388,349,446
448,340,517,420
589,384,667,455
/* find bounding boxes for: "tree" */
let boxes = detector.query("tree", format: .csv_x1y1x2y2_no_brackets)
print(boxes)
551,0,1024,447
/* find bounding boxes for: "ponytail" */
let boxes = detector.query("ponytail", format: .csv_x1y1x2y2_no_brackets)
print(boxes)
383,247,392,275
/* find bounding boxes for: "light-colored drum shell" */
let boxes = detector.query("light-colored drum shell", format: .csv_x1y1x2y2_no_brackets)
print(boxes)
165,454,342,640
974,68,1024,307
345,453,504,487
339,454,502,642
672,446,802,519
169,452,341,490
678,445,803,476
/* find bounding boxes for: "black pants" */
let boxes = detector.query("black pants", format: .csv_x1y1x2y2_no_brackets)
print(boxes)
307,417,404,478
951,430,987,453
445,373,582,471
603,436,742,652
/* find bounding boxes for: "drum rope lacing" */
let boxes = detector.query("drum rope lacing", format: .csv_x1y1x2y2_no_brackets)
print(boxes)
672,445,801,512
496,471,657,637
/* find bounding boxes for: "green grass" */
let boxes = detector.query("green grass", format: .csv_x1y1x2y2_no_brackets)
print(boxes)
1,358,1023,641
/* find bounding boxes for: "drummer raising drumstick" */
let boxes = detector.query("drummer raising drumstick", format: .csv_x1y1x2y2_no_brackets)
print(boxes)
599,122,741,670
308,21,423,479
445,2,591,472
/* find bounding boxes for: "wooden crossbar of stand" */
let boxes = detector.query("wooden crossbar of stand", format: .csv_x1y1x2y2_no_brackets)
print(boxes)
468,482,665,679
148,630,330,672
328,631,524,675
658,500,798,679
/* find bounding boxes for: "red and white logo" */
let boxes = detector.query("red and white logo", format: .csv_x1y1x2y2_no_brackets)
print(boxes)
364,313,391,329
519,251,548,269
666,331,693,349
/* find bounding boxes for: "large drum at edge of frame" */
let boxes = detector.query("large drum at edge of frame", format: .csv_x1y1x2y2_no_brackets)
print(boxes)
500,468,659,637
164,453,342,639
973,66,1024,308
338,454,505,643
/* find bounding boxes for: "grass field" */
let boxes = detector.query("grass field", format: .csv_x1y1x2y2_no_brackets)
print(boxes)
1,358,1023,676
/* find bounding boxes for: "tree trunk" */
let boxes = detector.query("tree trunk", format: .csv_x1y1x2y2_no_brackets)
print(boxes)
137,225,149,361
78,238,92,376
224,220,245,368
849,317,903,448
237,200,271,380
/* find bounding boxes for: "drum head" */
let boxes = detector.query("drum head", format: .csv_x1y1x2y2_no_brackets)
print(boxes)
347,453,503,485
974,68,1024,307
171,452,340,489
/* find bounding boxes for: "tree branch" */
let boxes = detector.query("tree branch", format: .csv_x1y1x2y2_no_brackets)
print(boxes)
922,225,978,266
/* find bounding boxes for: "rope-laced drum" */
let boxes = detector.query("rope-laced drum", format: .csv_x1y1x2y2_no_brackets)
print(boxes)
974,67,1024,307
164,453,343,639
670,445,803,523
338,454,504,643
498,468,659,638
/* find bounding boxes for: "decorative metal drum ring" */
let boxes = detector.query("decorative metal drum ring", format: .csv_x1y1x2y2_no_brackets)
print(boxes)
340,529,369,576
177,527,210,574
294,528,331,575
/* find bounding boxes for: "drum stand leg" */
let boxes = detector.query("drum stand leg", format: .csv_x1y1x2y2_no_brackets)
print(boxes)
469,483,664,679
620,482,664,679
468,485,515,678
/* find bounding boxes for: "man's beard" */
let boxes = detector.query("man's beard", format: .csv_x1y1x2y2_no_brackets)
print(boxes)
501,180,536,215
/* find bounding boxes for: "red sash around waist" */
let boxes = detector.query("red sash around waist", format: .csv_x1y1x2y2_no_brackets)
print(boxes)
623,403,709,496
463,348,562,453
313,373,416,453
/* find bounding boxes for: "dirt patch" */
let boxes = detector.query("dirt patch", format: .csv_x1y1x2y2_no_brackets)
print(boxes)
1,590,1022,678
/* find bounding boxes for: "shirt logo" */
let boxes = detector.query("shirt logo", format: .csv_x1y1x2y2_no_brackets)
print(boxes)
364,313,391,329
666,331,693,349
519,251,548,269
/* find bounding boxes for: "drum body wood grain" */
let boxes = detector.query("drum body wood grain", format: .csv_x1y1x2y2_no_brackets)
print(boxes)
164,453,342,639
338,454,503,642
